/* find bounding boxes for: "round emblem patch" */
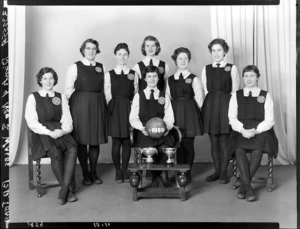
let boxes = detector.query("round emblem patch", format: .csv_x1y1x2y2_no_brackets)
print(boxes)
158,67,164,74
257,96,265,103
95,67,102,73
127,73,134,80
52,97,61,105
158,97,165,105
224,66,231,72
185,78,192,84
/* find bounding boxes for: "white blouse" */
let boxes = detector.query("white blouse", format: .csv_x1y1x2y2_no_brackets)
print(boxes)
165,69,205,109
104,65,139,104
25,90,73,135
201,60,240,96
64,58,107,99
129,87,174,131
228,87,275,134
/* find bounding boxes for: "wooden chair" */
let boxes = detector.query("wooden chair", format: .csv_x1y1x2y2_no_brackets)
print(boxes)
231,153,274,192
28,127,60,197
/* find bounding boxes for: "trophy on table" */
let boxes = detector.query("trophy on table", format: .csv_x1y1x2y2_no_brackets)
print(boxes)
162,147,176,166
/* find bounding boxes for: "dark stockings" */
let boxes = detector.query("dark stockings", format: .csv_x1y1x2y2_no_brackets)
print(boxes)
77,145,89,177
50,146,77,204
111,138,131,173
206,134,229,182
89,145,100,178
235,148,263,185
176,138,195,182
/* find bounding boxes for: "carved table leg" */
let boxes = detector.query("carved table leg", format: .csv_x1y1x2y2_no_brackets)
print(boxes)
177,172,188,201
130,172,140,201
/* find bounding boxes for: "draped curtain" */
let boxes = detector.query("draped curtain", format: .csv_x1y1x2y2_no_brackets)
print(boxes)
210,0,296,165
8,5,26,166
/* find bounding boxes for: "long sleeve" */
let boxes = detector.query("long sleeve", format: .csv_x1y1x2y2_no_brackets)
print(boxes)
192,76,204,109
64,64,77,99
201,66,208,96
256,93,275,133
25,94,51,135
164,62,170,80
165,79,172,100
129,93,144,131
133,71,139,94
60,94,73,134
132,63,142,79
104,71,112,104
228,92,244,132
163,94,174,130
231,65,240,93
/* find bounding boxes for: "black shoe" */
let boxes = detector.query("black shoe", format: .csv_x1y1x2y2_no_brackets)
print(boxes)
186,172,192,184
245,185,256,202
58,188,68,205
91,172,103,184
237,185,246,199
82,173,92,186
115,171,123,184
206,173,219,182
123,170,130,183
67,191,78,202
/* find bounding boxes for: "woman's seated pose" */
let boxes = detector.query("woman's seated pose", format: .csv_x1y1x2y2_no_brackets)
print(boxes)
227,65,278,201
129,65,175,187
25,67,77,205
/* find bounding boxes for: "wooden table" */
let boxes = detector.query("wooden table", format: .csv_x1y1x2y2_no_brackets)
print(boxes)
128,163,190,201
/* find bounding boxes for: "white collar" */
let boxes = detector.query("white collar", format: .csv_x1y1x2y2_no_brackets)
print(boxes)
114,65,129,74
39,89,55,97
82,58,96,66
243,87,260,96
143,56,158,65
212,60,227,68
145,86,159,93
174,69,191,79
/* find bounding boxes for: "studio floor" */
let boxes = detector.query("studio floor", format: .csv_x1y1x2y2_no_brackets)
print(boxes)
8,163,297,228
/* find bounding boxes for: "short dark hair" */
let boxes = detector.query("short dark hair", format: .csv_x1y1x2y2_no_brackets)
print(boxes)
80,38,101,57
242,65,261,78
36,67,58,87
208,38,229,54
171,47,191,64
141,35,161,56
143,65,160,79
114,43,130,55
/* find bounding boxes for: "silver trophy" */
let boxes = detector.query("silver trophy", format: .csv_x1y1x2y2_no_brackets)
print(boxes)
140,147,158,163
162,147,176,165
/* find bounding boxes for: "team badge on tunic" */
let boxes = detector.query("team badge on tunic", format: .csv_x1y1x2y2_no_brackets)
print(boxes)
158,97,165,105
95,67,102,73
224,66,231,72
158,67,164,74
52,97,61,105
257,96,265,103
127,73,134,80
185,78,192,84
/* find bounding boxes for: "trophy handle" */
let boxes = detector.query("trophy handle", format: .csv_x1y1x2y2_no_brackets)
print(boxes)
162,148,166,153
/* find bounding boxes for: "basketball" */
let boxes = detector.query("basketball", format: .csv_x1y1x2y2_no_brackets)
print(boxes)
145,117,167,139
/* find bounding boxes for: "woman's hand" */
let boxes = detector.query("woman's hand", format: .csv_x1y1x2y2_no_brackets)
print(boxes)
241,128,255,139
141,127,148,136
48,129,65,139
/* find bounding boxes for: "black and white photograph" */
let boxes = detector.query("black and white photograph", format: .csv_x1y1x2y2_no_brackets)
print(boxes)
2,0,297,228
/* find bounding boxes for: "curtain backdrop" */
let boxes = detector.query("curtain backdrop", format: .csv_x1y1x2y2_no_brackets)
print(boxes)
210,0,296,165
8,6,26,166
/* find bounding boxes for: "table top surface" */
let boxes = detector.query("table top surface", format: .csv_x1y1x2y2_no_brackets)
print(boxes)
128,163,190,171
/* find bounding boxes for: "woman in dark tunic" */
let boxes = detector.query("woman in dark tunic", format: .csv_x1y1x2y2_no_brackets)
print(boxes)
132,35,170,92
228,65,278,201
201,38,240,184
130,65,175,187
25,67,77,205
166,47,204,184
65,39,108,186
104,43,138,183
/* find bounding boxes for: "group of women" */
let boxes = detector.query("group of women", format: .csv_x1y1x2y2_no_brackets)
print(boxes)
25,35,278,205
